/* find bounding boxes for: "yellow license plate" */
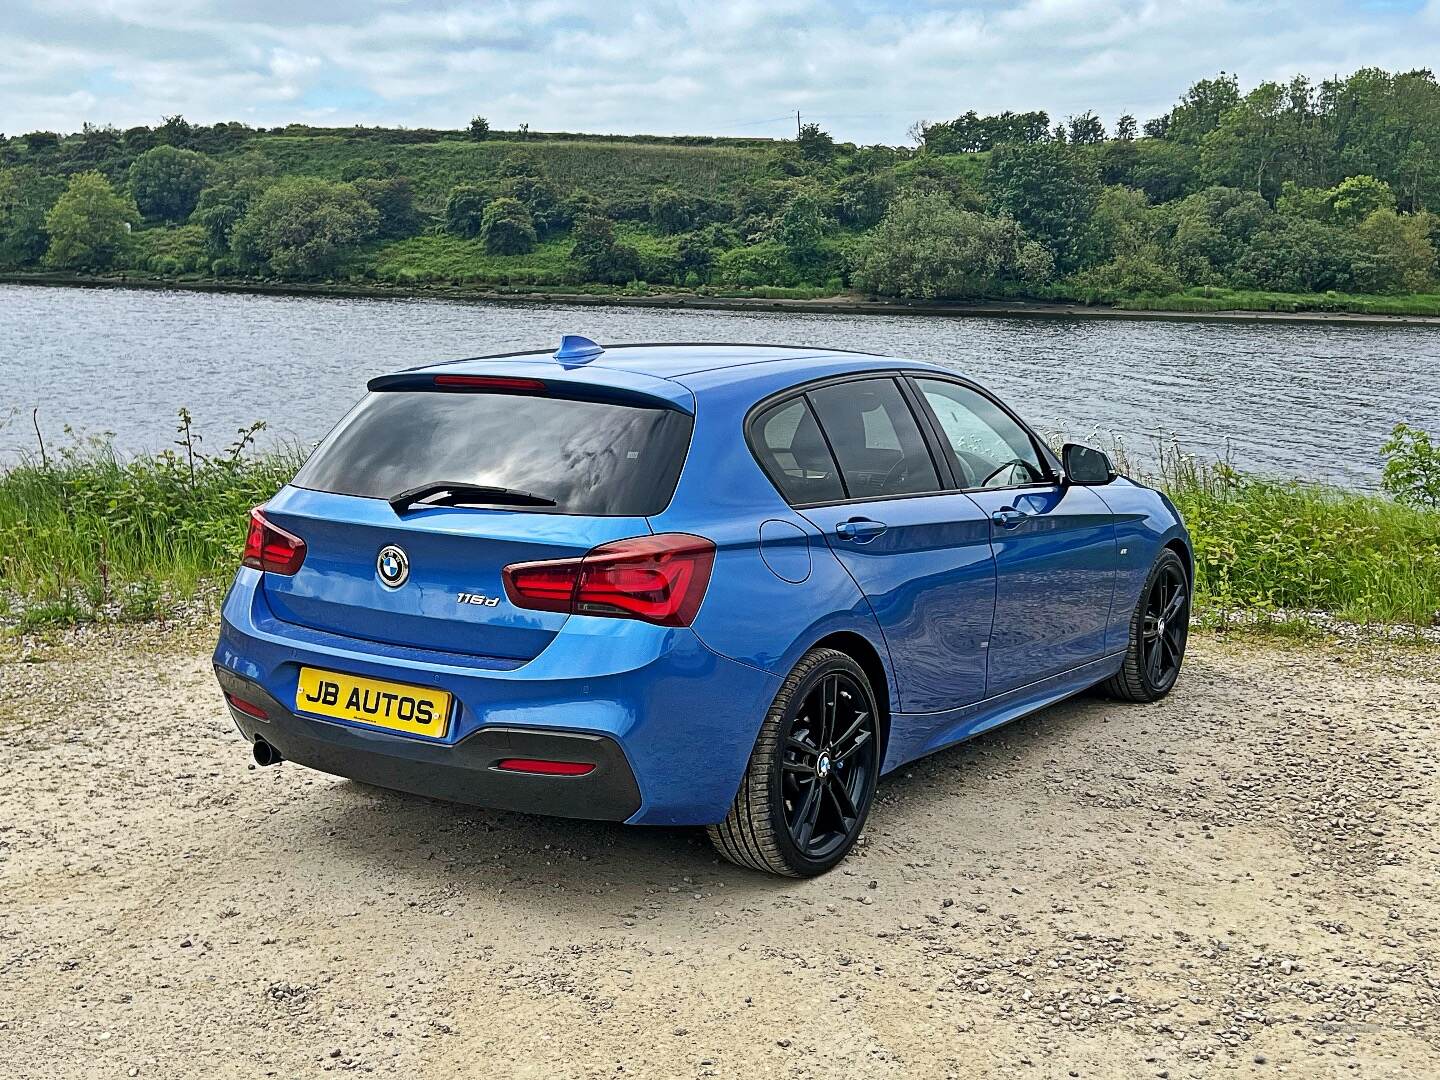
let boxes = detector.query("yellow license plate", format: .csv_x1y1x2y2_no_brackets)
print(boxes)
295,667,452,739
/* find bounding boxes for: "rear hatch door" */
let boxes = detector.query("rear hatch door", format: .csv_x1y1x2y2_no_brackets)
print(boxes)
258,368,693,662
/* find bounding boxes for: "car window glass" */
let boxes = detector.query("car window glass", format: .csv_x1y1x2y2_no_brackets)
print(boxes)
808,379,939,498
915,379,1043,489
750,397,845,504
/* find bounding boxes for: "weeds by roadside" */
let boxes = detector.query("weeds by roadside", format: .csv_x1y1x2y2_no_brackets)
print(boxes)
2,414,1437,636
0,412,301,631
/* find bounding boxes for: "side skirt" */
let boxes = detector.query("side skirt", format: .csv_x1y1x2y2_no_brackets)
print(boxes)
881,651,1127,773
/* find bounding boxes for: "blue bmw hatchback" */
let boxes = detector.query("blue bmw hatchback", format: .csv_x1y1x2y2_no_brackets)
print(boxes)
215,337,1191,876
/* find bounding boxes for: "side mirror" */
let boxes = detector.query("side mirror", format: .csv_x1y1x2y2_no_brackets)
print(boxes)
1062,443,1115,485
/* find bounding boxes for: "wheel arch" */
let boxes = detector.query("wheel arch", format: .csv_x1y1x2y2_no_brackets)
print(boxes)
810,630,891,765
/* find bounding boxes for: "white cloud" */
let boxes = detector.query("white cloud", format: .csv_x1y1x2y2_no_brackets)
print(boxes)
1,1,1437,140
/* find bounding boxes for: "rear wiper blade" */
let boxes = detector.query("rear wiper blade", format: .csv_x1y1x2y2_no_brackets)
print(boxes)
388,481,557,515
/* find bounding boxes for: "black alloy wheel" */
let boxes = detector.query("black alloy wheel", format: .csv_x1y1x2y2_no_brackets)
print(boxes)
1105,548,1190,702
780,669,878,862
709,649,881,876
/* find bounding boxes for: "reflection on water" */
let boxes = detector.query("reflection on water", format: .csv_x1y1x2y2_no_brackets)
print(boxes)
2,283,1437,486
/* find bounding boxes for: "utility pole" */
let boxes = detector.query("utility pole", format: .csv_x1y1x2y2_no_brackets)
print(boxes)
796,110,802,136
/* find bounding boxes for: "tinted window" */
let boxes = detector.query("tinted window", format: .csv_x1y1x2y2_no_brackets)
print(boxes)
750,397,845,504
915,379,1043,489
808,379,940,498
292,390,692,516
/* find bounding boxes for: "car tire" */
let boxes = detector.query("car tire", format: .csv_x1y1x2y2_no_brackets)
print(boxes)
708,648,881,877
1104,548,1190,703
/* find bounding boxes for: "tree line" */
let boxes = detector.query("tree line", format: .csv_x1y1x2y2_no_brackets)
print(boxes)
1,67,1437,303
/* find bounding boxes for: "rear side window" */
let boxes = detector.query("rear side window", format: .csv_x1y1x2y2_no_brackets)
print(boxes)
292,390,692,516
808,379,940,499
750,397,846,505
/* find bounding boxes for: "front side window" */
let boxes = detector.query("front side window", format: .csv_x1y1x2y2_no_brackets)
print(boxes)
807,378,940,499
914,378,1044,489
750,397,846,504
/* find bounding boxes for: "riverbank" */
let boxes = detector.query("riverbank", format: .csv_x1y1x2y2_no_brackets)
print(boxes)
3,440,1437,635
7,271,1440,327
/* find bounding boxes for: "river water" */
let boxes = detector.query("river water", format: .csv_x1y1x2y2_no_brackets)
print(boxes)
2,283,1437,486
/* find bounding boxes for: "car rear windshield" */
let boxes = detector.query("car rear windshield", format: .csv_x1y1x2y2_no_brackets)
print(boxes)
291,390,693,516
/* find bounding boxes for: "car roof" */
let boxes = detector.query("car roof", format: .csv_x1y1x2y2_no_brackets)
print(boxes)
407,341,952,394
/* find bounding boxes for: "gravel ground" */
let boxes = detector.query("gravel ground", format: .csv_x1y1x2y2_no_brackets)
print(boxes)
2,625,1438,1079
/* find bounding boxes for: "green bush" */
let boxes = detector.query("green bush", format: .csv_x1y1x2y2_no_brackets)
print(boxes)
479,196,537,255
230,177,378,278
1381,424,1440,509
43,172,139,269
127,145,214,223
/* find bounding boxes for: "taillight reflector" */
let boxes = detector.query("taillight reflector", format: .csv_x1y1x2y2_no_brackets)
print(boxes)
241,507,307,575
225,692,269,720
496,758,595,777
433,375,547,391
502,533,715,627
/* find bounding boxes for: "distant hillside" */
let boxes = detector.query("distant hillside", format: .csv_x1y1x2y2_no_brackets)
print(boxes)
3,67,1439,316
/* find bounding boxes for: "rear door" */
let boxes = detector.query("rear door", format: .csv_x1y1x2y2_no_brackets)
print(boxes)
260,377,693,662
906,376,1116,695
764,377,996,713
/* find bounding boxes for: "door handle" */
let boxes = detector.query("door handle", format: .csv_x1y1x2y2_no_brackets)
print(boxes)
835,517,887,543
991,507,1026,529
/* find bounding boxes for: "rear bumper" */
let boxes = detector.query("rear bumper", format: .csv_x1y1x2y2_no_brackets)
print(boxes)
214,569,780,825
216,666,642,820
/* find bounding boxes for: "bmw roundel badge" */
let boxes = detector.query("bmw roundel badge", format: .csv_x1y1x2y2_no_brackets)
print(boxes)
377,544,410,588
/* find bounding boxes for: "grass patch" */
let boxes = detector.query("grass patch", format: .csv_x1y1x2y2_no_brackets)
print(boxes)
1156,449,1440,626
1111,287,1440,317
248,136,770,210
362,232,575,285
3,428,1436,634
0,430,299,628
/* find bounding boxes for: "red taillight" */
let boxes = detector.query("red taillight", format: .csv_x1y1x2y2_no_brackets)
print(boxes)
241,507,307,575
433,375,547,391
496,758,595,777
225,692,268,720
503,533,715,627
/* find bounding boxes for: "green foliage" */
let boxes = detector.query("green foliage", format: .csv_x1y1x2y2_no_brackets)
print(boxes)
714,243,801,288
795,123,836,162
43,171,139,269
9,427,1436,631
191,179,267,256
0,416,299,622
0,166,64,267
365,232,572,285
7,66,1440,310
353,175,421,238
501,171,567,235
1329,175,1396,225
127,145,214,223
1352,209,1436,293
918,110,1050,153
230,177,378,278
776,192,829,264
851,191,1052,299
444,183,489,238
1381,424,1440,510
568,216,641,283
129,224,210,275
1158,447,1440,625
832,170,895,228
986,142,1100,272
649,186,695,234
479,196,536,255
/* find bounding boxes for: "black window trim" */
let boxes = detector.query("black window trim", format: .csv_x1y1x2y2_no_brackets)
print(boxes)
744,368,1062,511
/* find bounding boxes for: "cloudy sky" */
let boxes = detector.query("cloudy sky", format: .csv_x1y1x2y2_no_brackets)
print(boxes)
5,1,1440,142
